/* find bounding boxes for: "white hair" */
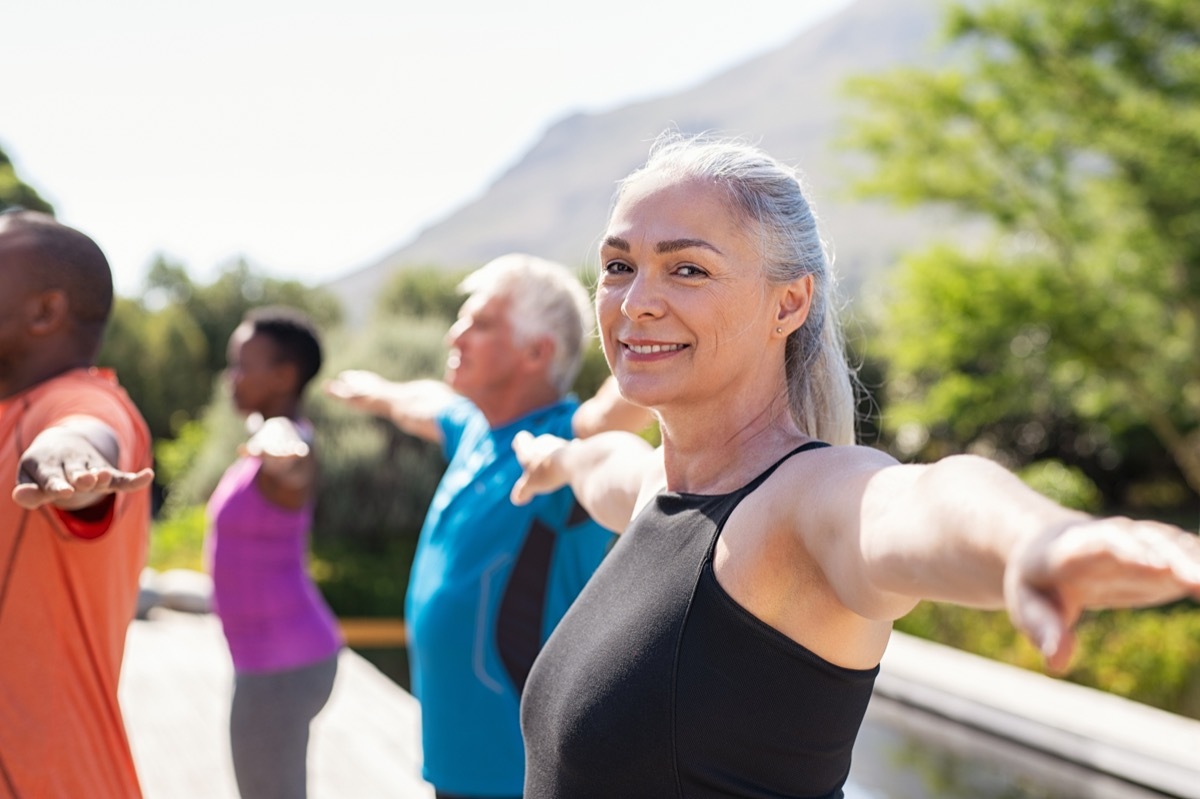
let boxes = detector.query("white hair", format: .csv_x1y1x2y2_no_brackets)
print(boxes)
458,253,593,394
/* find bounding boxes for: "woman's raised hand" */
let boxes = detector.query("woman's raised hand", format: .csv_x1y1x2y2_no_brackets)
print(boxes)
511,431,572,506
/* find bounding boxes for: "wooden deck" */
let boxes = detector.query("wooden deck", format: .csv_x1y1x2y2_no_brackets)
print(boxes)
121,603,1200,799
119,609,434,799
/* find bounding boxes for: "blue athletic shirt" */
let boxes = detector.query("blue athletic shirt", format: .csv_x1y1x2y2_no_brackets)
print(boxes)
406,395,615,795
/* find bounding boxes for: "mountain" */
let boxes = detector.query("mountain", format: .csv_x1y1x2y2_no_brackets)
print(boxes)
327,0,969,316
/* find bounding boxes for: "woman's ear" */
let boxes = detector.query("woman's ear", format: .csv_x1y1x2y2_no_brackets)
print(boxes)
272,360,302,397
775,274,815,335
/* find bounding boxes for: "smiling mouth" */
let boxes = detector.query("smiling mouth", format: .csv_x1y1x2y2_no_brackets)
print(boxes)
624,343,687,354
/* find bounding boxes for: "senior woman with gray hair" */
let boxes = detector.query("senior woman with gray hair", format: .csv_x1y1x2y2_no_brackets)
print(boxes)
511,132,1200,799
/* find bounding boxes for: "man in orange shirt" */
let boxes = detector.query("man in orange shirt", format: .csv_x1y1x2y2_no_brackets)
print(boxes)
0,209,154,798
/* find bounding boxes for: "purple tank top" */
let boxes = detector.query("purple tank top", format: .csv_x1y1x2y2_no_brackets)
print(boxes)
206,456,343,673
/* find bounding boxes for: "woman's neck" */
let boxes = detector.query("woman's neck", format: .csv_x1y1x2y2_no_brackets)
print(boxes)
657,390,806,494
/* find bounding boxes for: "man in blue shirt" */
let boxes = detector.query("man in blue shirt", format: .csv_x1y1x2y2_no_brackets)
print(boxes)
325,253,649,798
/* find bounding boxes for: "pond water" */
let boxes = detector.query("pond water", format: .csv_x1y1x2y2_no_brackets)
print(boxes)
848,696,1168,799
355,647,1171,799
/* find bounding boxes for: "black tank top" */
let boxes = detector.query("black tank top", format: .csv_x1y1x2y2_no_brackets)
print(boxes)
521,442,878,798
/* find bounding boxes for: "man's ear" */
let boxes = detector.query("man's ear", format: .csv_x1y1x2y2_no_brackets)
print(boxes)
525,335,556,374
27,289,70,336
775,274,815,335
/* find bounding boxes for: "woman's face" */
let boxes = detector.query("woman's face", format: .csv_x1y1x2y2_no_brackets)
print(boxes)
226,323,288,416
596,174,781,411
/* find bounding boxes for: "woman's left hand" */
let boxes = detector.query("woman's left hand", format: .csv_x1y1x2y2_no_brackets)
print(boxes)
1005,517,1200,671
241,416,310,461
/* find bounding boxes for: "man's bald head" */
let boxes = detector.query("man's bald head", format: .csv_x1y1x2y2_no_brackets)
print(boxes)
0,210,114,348
0,211,116,398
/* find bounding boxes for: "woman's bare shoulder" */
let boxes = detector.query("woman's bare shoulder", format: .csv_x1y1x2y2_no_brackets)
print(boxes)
760,443,901,529
784,442,898,477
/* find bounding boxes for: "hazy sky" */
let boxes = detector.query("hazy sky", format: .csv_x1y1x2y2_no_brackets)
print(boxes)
5,0,856,296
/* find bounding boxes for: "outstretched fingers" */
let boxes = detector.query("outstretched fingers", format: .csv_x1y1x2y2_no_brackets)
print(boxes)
1052,521,1200,606
1006,518,1200,671
241,416,310,460
106,466,156,493
1007,577,1078,673
323,370,386,403
11,465,155,510
511,431,570,506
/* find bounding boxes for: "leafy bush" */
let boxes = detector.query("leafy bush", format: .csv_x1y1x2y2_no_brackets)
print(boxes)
310,539,419,618
895,602,1200,719
376,266,468,323
1073,607,1200,717
147,505,208,572
307,317,452,554
155,393,244,513
1017,459,1102,513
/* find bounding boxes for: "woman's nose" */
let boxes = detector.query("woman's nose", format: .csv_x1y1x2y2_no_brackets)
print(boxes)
620,271,664,320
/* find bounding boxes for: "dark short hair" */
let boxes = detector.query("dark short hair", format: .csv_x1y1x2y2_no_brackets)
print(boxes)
243,306,323,394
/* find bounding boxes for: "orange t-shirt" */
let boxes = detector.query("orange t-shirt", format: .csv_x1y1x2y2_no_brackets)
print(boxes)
0,368,152,799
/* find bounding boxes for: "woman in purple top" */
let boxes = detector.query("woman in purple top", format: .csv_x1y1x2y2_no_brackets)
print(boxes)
206,306,343,799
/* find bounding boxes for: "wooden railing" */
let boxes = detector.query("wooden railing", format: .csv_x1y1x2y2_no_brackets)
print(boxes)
338,617,407,648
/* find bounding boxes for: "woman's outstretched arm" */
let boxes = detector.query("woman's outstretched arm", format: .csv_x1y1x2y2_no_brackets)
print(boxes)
800,447,1200,671
511,430,659,533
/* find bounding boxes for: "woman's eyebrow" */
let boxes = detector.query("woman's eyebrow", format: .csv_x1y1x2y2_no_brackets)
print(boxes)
601,235,722,255
656,238,721,255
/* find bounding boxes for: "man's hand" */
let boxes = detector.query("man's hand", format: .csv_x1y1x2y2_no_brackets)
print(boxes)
13,420,153,510
323,369,394,415
1005,517,1200,672
322,371,454,443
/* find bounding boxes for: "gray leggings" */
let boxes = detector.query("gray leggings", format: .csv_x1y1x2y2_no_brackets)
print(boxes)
230,653,339,799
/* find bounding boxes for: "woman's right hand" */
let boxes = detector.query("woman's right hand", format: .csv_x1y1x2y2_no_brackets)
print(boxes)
511,431,571,506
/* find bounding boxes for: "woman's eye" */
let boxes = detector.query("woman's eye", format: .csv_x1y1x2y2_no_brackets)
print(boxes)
603,260,633,274
676,264,707,277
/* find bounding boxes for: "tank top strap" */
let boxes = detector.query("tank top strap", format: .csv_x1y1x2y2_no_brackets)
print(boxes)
699,439,832,566
735,440,830,499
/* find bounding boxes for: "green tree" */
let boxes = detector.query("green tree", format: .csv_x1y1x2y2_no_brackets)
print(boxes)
376,266,469,323
0,145,53,213
100,258,344,440
154,257,343,378
144,255,195,305
99,297,210,440
844,0,1200,501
